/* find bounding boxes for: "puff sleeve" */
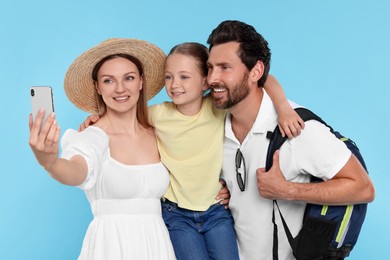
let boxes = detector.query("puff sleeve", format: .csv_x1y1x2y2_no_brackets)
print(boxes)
60,127,109,190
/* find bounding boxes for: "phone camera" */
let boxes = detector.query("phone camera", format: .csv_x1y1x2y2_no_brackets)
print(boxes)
31,89,35,96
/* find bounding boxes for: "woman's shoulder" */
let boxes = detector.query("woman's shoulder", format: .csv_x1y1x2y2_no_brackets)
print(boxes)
62,126,109,149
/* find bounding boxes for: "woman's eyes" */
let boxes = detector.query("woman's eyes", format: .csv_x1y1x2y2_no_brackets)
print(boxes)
102,76,135,83
125,76,135,81
103,78,113,84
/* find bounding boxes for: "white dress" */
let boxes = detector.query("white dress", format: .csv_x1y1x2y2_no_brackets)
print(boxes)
61,126,175,260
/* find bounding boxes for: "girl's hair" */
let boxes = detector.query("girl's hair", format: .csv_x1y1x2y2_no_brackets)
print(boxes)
92,53,151,128
168,42,209,78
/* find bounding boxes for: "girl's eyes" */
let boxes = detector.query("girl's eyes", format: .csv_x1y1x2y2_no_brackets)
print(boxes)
125,76,135,81
164,74,190,80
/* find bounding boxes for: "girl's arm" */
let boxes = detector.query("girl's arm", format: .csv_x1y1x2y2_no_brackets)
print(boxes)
29,110,87,186
264,75,305,138
78,114,100,131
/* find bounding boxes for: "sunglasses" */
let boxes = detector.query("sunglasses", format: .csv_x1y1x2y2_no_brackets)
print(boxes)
235,149,247,192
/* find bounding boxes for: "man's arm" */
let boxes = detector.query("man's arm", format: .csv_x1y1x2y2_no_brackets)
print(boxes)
256,150,375,205
216,178,231,209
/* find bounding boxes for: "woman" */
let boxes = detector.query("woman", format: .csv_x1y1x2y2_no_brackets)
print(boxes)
29,38,175,259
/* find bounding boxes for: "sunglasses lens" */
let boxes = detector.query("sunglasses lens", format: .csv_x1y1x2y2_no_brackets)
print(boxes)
236,149,246,192
235,150,242,167
236,173,244,191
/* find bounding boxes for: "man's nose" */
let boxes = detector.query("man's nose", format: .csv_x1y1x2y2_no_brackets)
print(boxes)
207,69,220,86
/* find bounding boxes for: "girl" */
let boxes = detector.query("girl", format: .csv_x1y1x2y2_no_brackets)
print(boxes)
148,42,303,259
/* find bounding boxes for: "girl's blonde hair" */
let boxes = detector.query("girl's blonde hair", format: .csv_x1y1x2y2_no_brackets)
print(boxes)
168,42,209,78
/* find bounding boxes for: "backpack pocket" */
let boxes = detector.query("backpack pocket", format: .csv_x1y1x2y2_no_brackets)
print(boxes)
292,217,337,260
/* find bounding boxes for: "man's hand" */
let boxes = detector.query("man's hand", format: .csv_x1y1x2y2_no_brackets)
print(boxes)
216,178,231,209
256,150,292,200
78,114,100,131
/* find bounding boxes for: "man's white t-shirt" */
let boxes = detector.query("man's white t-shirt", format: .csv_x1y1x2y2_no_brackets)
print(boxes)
222,90,351,260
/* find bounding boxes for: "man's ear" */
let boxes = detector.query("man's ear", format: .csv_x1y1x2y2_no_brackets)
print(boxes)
250,61,264,83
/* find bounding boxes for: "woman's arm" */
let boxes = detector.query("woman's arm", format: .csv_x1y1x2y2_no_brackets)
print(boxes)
29,110,87,186
264,75,305,138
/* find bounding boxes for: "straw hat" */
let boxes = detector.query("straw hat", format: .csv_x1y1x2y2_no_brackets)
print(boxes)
64,38,166,114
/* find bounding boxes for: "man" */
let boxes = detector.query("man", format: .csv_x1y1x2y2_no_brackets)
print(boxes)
206,20,375,259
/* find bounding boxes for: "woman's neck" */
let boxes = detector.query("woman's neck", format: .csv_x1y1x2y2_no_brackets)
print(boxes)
96,109,143,136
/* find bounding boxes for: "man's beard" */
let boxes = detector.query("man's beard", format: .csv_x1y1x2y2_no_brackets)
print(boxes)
211,72,250,110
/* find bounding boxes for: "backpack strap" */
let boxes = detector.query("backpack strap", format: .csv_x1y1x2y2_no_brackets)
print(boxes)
266,107,327,172
272,200,295,260
268,107,326,260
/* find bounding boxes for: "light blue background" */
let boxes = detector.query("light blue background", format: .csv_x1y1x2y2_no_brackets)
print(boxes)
2,0,388,259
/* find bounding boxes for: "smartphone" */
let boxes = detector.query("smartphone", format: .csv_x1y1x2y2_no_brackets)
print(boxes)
30,86,55,128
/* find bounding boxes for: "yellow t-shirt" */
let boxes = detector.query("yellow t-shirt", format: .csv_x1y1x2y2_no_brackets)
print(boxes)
148,96,227,211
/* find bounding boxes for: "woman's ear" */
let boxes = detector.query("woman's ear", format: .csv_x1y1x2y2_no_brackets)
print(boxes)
94,81,101,95
139,76,144,91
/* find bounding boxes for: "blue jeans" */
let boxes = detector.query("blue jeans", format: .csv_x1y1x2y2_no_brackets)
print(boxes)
161,200,239,260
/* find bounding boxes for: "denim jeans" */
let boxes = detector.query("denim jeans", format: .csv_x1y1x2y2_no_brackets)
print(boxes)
161,200,239,260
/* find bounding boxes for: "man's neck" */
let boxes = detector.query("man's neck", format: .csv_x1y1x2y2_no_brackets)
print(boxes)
229,88,263,144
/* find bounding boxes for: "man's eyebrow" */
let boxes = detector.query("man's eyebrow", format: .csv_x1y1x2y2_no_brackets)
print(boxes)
208,61,229,67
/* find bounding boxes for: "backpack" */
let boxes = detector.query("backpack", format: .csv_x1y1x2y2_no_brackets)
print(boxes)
266,107,368,260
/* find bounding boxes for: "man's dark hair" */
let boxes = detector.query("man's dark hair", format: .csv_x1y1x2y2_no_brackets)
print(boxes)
207,20,271,87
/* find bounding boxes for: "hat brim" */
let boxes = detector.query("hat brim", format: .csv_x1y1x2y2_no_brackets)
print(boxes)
64,38,166,114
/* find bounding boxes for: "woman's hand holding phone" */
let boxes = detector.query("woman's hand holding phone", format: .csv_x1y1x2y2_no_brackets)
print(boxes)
29,103,61,172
